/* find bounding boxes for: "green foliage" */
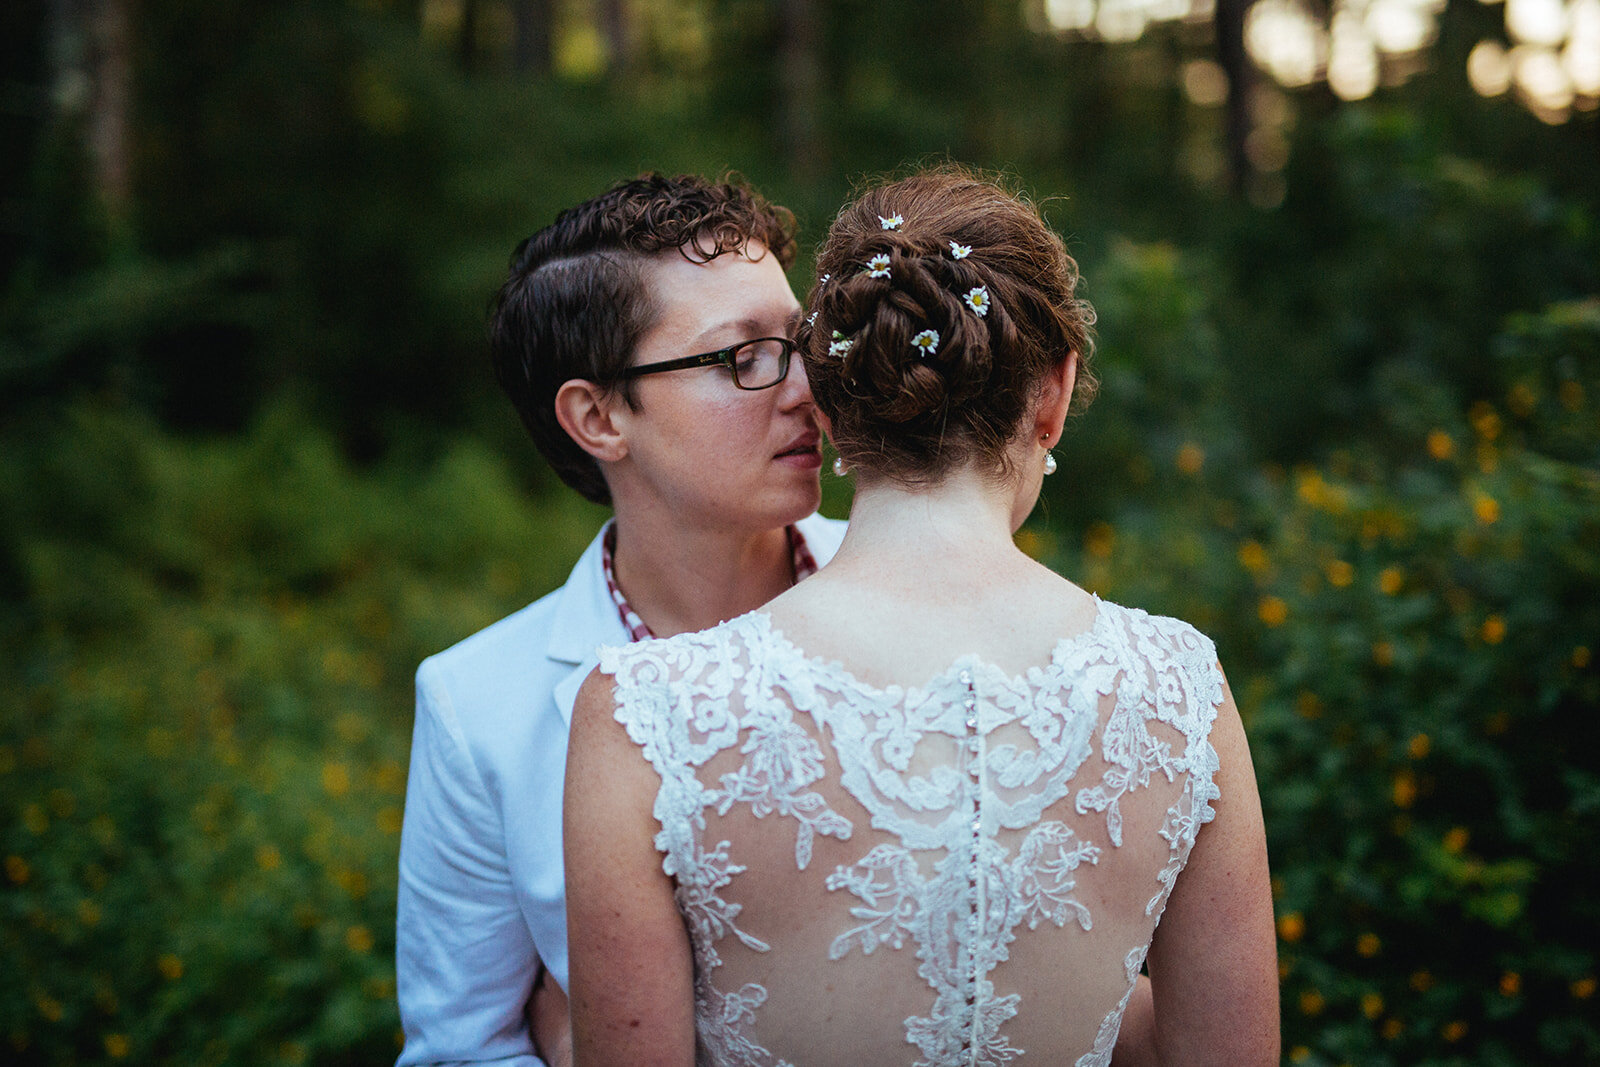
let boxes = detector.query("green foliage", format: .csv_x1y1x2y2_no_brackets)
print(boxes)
4,2,1598,1064
0,402,606,1064
1042,296,1600,1065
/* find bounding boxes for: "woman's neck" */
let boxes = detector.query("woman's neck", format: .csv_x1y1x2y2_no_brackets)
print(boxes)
825,466,1027,587
610,509,795,638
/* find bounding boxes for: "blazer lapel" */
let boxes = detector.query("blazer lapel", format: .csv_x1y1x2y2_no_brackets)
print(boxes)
544,522,628,726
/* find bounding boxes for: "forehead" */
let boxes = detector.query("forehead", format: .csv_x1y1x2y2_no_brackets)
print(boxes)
638,242,800,346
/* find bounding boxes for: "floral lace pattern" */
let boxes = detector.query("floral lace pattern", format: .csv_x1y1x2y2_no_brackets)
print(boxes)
600,600,1223,1066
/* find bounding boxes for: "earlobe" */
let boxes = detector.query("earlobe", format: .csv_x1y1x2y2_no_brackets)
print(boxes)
555,380,629,463
1035,354,1076,444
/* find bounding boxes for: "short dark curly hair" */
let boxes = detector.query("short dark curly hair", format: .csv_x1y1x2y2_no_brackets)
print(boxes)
798,166,1096,486
490,173,798,505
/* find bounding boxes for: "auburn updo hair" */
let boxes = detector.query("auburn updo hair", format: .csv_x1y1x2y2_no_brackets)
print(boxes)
799,167,1096,485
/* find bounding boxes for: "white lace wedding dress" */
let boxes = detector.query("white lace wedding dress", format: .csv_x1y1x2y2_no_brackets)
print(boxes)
598,598,1224,1067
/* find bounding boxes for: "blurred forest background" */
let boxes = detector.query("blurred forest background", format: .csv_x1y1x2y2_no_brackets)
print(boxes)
2,0,1597,1064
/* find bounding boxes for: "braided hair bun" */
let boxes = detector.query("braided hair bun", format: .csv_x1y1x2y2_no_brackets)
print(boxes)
800,167,1095,485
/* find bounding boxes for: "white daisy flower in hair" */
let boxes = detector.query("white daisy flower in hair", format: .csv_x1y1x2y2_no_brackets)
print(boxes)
828,331,854,357
949,241,971,259
866,253,891,279
807,310,818,326
964,286,991,317
911,329,940,357
879,214,904,230
819,273,831,285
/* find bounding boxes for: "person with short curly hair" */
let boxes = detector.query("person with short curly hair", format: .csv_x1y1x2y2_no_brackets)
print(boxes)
397,173,844,1067
564,167,1278,1065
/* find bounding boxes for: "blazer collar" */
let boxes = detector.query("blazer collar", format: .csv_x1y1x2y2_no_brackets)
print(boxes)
544,520,629,666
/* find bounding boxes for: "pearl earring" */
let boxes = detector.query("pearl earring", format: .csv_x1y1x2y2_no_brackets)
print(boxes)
1043,451,1057,476
832,456,849,477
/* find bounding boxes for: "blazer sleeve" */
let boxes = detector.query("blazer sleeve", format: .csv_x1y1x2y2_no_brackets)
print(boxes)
395,658,547,1067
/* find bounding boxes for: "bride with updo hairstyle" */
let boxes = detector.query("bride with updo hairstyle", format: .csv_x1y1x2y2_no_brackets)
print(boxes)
798,167,1096,484
564,167,1280,1067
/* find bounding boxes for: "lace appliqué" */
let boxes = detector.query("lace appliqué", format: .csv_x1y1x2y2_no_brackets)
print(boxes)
602,600,1225,1067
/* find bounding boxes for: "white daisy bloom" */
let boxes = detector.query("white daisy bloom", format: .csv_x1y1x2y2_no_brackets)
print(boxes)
806,310,818,326
964,286,991,317
911,329,940,357
949,242,972,259
867,253,891,279
879,214,904,230
828,337,854,357
819,273,830,285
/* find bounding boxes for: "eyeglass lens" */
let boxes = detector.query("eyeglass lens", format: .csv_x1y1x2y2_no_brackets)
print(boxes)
730,339,790,389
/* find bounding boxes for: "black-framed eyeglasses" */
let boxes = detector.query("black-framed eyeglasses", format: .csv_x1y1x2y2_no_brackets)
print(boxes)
619,336,796,391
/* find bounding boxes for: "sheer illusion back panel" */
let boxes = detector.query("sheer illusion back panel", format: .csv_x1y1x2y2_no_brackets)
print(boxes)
602,600,1223,1067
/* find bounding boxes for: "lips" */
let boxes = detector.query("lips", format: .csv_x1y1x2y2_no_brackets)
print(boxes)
775,431,822,468
775,431,820,459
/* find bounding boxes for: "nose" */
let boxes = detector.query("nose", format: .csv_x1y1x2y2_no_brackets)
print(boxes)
777,349,815,412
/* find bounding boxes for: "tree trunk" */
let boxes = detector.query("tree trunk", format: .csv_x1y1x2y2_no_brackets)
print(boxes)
458,0,480,73
1214,0,1254,196
598,0,632,71
776,0,823,181
512,0,554,76
48,0,132,217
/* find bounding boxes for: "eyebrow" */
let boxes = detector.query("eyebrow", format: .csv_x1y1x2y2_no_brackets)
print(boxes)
690,311,803,349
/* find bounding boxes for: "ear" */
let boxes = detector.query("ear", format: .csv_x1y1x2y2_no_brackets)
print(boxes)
1034,353,1077,449
554,379,630,464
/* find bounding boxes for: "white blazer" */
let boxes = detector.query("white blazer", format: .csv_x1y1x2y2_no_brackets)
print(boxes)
395,514,848,1066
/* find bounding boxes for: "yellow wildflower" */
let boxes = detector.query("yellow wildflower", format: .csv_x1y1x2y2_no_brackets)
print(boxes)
1470,402,1502,440
1356,933,1381,958
346,925,375,954
1237,540,1268,574
1176,442,1205,475
1299,989,1325,1016
1573,976,1597,999
1325,559,1354,587
256,845,282,872
1499,971,1521,997
1277,912,1305,943
105,1034,130,1059
321,763,351,797
1393,771,1417,809
4,855,29,884
1372,641,1395,667
1473,493,1501,524
1426,429,1455,459
1407,733,1431,760
1258,596,1288,627
35,994,63,1022
1295,692,1323,720
1378,567,1404,595
377,806,404,834
1572,646,1591,669
1409,969,1435,992
1442,1020,1468,1043
1507,382,1537,416
1443,827,1470,854
1381,1018,1404,1040
1361,992,1384,1019
1084,521,1115,560
1481,615,1507,644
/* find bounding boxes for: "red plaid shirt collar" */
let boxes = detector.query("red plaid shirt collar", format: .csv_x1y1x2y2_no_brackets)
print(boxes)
600,522,819,641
